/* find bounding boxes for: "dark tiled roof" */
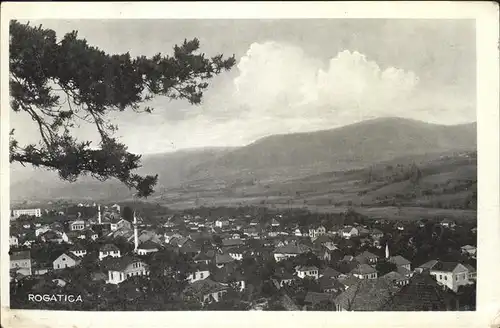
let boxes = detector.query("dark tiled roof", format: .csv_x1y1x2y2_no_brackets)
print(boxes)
321,267,342,279
273,269,295,280
335,279,400,311
222,238,244,247
138,240,160,250
103,256,145,272
381,273,457,311
100,244,120,252
183,279,227,298
389,255,411,266
351,264,377,275
305,292,336,305
431,261,459,272
215,252,234,265
10,250,31,261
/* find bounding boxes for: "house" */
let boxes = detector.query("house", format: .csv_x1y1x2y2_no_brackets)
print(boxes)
273,243,310,262
249,219,259,226
243,227,260,238
136,240,160,256
394,222,405,231
179,240,200,257
320,267,342,280
109,218,131,232
111,204,121,212
228,246,252,261
53,252,81,270
212,265,246,291
381,273,460,311
341,227,359,239
388,255,412,271
215,252,235,268
9,235,19,247
10,251,32,276
318,276,345,294
416,220,426,228
69,220,86,231
186,265,210,283
350,264,377,280
182,279,228,305
370,229,384,240
221,238,244,248
164,232,182,244
440,219,456,228
355,251,379,265
35,226,51,237
296,266,319,280
308,225,326,240
12,208,42,218
334,279,400,311
460,245,477,257
104,256,149,284
40,230,68,244
304,292,336,309
193,250,215,265
464,264,476,280
415,260,439,274
272,269,296,288
215,219,230,229
69,244,87,257
99,244,121,261
271,219,280,227
429,261,473,292
382,271,410,286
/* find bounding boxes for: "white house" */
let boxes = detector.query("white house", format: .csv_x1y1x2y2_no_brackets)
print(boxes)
12,208,42,218
53,253,81,270
309,225,326,240
35,226,51,237
296,266,319,280
136,241,160,256
99,244,121,261
350,264,378,280
69,244,87,258
9,235,19,247
186,267,211,284
341,227,359,239
429,261,473,292
69,220,86,231
215,219,230,229
460,245,477,257
273,244,310,262
105,256,149,284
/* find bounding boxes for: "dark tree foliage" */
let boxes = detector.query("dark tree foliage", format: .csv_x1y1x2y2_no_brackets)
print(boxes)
9,20,235,197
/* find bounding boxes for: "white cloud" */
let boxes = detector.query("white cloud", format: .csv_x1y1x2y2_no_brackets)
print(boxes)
10,41,475,155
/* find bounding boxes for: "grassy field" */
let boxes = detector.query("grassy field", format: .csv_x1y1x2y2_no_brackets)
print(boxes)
154,152,477,222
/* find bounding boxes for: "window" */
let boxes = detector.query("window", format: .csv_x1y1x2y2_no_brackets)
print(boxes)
200,273,204,279
439,275,442,280
444,276,447,281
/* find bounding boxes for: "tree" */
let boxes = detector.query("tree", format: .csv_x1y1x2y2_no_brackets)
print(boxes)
122,206,133,222
9,20,235,197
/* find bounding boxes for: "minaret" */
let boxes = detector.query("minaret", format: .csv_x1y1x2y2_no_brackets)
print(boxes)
98,204,102,224
133,211,139,252
385,243,390,259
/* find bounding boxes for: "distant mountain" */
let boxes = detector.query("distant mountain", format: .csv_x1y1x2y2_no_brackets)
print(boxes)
187,117,476,182
10,147,233,203
9,117,476,203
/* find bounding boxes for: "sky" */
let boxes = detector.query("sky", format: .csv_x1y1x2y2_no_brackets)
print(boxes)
11,19,476,155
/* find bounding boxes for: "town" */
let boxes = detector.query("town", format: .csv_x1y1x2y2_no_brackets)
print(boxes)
9,201,477,311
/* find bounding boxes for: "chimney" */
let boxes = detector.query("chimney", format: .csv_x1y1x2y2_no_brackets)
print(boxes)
385,243,390,259
133,211,139,252
98,205,101,224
